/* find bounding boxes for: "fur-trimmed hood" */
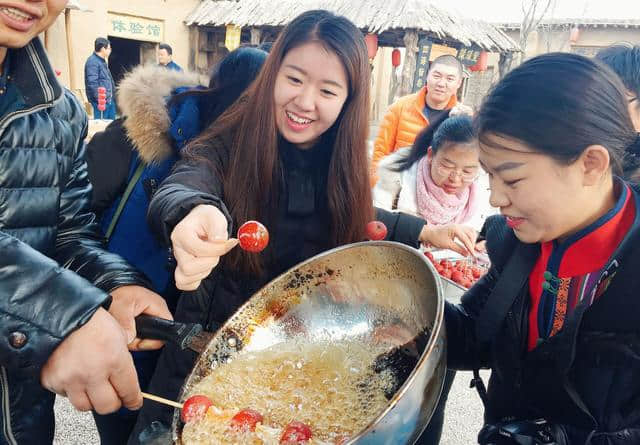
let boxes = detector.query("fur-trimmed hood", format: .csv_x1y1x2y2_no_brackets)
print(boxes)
117,65,202,163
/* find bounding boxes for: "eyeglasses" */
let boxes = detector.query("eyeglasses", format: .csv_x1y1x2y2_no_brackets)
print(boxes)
434,161,478,183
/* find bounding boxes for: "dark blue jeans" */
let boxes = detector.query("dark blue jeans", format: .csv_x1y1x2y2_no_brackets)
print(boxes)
91,100,116,120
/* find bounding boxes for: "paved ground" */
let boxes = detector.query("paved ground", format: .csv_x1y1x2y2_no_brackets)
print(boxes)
440,370,487,444
54,397,99,444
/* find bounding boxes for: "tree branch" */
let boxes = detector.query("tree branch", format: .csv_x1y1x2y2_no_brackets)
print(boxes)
519,0,553,52
530,0,552,30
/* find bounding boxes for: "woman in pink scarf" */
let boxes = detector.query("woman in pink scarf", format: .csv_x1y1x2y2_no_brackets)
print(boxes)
374,113,489,231
373,112,484,445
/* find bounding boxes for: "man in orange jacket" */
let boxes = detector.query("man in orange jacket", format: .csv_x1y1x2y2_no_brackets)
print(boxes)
371,55,471,186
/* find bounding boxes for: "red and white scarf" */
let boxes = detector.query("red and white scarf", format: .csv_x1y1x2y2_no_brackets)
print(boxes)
416,156,479,225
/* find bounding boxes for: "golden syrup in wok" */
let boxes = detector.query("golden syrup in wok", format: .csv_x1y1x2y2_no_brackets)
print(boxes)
181,340,398,444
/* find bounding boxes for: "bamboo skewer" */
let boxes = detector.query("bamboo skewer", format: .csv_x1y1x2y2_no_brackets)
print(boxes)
142,392,183,409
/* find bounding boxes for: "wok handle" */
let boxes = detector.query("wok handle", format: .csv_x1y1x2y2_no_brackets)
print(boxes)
135,315,203,350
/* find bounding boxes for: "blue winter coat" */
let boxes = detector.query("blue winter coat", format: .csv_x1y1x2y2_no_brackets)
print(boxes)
84,53,115,104
86,66,204,304
161,61,183,72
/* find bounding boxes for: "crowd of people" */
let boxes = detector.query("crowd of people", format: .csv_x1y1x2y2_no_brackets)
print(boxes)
1,1,640,445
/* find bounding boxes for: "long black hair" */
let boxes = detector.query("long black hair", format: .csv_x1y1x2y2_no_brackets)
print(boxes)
169,46,268,130
394,112,476,172
183,10,373,276
475,52,640,176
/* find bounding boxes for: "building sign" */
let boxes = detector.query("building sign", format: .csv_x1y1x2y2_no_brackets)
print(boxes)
457,46,481,66
108,13,164,43
225,25,242,51
412,38,433,92
429,43,458,61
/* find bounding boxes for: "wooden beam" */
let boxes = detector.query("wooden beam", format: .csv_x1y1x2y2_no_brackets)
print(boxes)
64,9,77,93
250,27,262,45
188,26,198,71
195,28,201,72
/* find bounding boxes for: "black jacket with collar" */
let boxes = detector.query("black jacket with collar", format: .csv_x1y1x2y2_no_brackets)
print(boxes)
446,184,640,444
0,39,147,444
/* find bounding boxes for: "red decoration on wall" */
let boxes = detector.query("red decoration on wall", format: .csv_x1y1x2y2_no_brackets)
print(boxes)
569,27,580,44
469,51,488,72
364,33,378,60
391,48,401,67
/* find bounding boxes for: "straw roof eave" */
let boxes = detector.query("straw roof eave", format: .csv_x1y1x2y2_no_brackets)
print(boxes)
185,0,520,53
499,18,640,31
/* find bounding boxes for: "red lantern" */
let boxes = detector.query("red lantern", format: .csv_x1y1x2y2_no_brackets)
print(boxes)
569,27,580,44
391,48,401,67
364,33,378,60
97,86,107,112
470,51,489,72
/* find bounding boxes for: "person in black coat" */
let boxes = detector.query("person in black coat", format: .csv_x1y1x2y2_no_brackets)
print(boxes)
128,10,478,444
0,7,170,444
446,53,640,444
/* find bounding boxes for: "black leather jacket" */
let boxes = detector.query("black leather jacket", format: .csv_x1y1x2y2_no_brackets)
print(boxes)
0,39,147,444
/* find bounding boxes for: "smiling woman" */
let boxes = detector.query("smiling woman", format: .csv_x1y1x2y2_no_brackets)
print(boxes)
475,53,639,244
273,41,348,149
189,9,375,277
445,52,640,445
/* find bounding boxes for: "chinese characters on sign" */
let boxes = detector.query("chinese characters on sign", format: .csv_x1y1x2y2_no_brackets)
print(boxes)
108,13,164,43
412,38,433,93
457,46,481,66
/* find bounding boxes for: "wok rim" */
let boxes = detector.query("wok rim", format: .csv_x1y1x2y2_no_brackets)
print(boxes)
174,241,446,444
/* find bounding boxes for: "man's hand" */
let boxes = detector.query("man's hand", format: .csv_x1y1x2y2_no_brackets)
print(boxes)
41,308,142,414
110,285,172,351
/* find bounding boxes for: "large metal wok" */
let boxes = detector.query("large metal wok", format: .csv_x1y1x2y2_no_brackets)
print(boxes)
146,241,447,445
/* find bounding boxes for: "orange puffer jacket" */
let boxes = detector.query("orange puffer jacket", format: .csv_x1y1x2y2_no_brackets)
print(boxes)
370,87,456,186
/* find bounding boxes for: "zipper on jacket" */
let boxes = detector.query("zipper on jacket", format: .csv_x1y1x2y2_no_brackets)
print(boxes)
0,367,18,445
